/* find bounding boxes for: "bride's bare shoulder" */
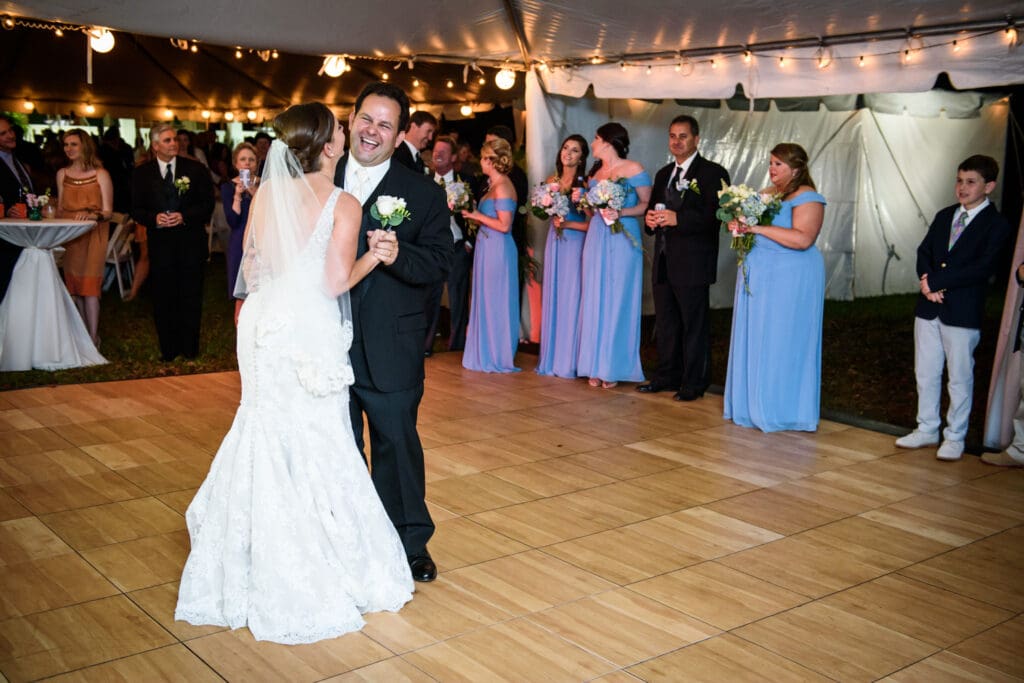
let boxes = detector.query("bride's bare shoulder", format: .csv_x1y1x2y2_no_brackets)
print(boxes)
335,191,363,221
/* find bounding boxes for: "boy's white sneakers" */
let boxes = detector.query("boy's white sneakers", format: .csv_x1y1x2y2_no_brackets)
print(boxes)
936,440,964,461
895,430,940,449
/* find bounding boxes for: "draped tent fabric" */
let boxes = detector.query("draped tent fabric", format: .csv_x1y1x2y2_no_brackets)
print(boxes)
6,0,1024,114
984,214,1024,450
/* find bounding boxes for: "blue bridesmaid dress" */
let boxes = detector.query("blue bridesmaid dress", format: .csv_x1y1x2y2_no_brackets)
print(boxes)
576,172,650,383
462,197,521,373
536,205,586,377
724,191,827,432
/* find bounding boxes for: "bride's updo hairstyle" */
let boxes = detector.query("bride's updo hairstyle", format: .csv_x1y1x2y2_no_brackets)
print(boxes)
272,102,334,174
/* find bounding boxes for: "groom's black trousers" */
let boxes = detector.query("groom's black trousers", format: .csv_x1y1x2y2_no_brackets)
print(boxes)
348,377,433,557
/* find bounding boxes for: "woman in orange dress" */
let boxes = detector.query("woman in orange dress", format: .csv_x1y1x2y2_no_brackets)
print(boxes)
57,129,113,346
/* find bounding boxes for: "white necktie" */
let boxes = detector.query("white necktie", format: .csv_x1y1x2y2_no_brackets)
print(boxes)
354,168,369,203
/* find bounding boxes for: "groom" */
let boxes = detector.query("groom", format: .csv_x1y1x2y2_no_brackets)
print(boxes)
335,82,451,582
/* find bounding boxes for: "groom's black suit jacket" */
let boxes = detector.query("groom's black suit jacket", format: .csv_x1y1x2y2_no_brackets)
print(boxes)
645,154,730,288
916,202,1011,329
335,156,451,392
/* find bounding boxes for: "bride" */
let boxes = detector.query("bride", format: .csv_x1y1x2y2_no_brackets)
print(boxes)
175,103,413,644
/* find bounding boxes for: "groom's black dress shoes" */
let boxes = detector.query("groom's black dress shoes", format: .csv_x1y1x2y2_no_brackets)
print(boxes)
673,388,703,402
636,382,672,394
409,553,437,582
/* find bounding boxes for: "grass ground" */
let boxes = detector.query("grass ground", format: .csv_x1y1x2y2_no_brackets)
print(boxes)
1,255,1009,449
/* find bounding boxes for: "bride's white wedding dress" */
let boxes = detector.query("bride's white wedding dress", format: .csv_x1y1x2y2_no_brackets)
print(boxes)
175,187,413,644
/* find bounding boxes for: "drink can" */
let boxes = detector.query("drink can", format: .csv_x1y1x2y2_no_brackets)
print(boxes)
240,168,251,187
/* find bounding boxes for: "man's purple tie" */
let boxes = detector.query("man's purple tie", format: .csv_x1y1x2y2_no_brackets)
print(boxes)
949,210,968,249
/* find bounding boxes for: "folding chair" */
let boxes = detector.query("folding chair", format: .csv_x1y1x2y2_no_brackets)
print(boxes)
103,216,136,299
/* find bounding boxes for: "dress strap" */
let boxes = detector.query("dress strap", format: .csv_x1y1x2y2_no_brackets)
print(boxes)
626,171,652,188
491,197,517,212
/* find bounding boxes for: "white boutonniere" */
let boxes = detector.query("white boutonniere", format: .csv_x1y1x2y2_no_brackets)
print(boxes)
370,195,411,230
676,177,700,195
174,176,191,196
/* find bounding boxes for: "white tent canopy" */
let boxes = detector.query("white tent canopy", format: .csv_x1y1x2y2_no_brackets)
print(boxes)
11,1,1024,88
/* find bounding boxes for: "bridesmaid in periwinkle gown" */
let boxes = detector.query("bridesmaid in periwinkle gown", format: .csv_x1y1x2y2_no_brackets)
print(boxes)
536,134,589,378
577,123,651,388
461,138,520,373
724,143,826,432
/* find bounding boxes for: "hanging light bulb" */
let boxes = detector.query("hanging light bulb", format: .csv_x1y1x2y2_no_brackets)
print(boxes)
54,27,64,37
381,72,390,81
1006,24,1018,45
645,65,652,76
778,56,786,68
460,104,473,117
619,61,627,72
446,79,454,88
495,67,516,90
952,39,960,53
2,16,16,30
224,111,235,121
162,108,173,119
235,47,243,59
590,55,601,65
858,55,866,67
709,59,717,69
478,76,486,85
247,110,257,121
412,77,420,87
89,27,115,53
271,49,279,59
22,100,34,111
201,109,211,119
321,55,347,78
84,102,96,115
743,50,752,64
815,44,833,69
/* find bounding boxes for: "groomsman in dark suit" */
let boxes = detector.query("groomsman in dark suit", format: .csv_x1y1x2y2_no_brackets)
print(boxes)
640,114,730,401
424,135,474,353
131,123,215,361
335,82,450,582
392,110,437,175
896,154,1011,461
0,114,32,302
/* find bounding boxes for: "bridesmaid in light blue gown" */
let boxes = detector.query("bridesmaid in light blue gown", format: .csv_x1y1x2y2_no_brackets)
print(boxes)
724,143,827,432
577,123,652,388
537,134,589,378
461,138,520,373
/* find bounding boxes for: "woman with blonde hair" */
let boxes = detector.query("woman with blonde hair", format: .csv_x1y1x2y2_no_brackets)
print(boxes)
223,141,259,300
58,129,113,346
460,137,520,372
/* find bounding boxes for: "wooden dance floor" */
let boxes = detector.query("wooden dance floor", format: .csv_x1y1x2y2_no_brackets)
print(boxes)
1,352,1022,682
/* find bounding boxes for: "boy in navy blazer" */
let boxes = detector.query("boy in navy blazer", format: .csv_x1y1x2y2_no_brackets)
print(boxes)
896,155,1011,460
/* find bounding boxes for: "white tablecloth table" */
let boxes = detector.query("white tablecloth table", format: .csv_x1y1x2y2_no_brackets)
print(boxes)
0,218,108,371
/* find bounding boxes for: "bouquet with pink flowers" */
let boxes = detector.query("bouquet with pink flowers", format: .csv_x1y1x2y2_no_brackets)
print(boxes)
530,181,572,238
